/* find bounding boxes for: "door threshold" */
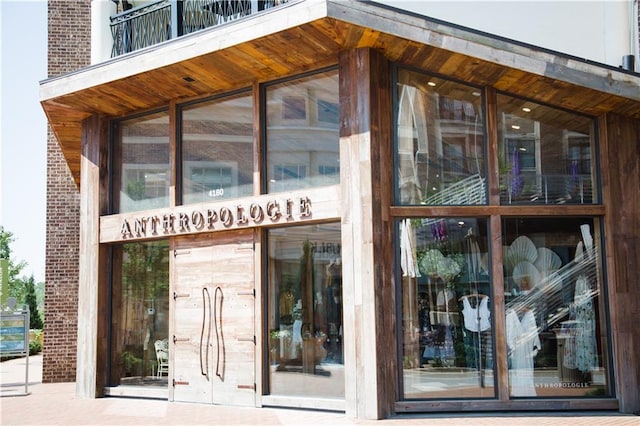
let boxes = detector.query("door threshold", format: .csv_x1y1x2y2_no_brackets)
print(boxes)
104,385,168,400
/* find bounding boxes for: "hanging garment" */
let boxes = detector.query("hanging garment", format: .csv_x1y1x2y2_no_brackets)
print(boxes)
564,275,598,372
462,295,491,332
506,308,541,397
400,219,421,278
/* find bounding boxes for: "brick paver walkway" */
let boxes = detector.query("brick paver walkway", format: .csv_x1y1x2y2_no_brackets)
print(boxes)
1,355,638,425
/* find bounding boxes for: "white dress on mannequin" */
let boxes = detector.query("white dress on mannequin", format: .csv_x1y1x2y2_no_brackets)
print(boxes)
506,307,541,396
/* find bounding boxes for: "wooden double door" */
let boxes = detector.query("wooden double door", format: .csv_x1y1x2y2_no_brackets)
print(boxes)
171,230,256,406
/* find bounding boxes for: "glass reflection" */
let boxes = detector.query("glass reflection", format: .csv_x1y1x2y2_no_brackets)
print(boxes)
110,240,170,388
113,111,170,213
497,95,597,204
502,218,609,397
181,92,254,204
400,218,495,399
395,69,486,205
266,70,339,193
267,223,344,399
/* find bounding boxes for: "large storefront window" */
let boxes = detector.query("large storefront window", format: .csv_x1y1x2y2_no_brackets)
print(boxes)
400,217,495,399
502,218,609,397
394,67,611,404
109,240,170,389
266,223,344,399
497,94,597,204
180,91,254,204
265,69,339,193
113,110,170,213
396,69,486,205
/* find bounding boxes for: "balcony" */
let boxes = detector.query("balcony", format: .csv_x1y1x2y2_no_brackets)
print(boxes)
110,0,290,57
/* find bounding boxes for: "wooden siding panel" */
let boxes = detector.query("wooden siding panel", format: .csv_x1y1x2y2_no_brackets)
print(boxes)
339,47,395,420
76,115,102,397
602,113,640,414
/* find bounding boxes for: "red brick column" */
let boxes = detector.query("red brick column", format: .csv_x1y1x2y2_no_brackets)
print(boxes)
43,0,90,383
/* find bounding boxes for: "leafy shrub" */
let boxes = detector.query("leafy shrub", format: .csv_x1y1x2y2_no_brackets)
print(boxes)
29,340,42,355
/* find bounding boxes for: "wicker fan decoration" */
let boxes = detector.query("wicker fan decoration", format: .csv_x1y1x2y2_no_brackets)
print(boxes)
504,235,538,275
534,247,561,280
512,260,541,291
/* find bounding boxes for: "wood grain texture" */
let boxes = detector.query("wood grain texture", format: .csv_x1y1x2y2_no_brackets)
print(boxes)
601,113,640,414
172,230,256,407
76,115,104,397
339,47,395,420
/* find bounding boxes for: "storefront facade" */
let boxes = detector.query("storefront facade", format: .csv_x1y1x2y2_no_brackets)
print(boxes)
41,0,640,419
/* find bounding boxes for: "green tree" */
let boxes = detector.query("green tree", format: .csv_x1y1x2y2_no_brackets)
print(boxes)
1,227,43,321
24,275,44,329
0,226,27,300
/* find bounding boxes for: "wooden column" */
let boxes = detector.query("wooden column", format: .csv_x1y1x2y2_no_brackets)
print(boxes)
601,113,640,414
76,114,109,398
339,47,395,420
485,88,509,400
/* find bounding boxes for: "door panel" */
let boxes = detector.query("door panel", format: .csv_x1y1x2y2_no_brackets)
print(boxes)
172,231,256,406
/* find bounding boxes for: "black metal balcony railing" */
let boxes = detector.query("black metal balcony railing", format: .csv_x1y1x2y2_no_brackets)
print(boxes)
110,0,289,58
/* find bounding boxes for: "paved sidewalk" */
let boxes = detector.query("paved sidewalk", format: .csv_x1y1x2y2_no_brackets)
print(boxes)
1,355,638,425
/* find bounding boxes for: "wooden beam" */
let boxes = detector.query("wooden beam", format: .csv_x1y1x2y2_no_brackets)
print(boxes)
601,113,640,414
76,114,103,397
339,47,395,420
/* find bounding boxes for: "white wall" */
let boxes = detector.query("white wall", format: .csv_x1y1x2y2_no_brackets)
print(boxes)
380,0,639,71
91,0,117,64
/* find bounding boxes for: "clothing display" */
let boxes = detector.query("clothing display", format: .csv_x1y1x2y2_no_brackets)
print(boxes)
506,307,541,397
461,295,491,332
460,295,492,382
564,275,598,373
463,328,492,370
420,288,457,365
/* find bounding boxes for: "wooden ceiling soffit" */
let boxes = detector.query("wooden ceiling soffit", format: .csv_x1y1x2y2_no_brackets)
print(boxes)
40,0,640,186
330,1,640,106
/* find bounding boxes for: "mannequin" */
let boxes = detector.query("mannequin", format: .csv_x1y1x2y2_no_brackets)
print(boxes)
460,293,491,374
506,306,540,396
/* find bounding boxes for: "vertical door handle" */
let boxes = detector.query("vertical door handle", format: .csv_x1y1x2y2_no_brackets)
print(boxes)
214,286,225,380
200,287,211,380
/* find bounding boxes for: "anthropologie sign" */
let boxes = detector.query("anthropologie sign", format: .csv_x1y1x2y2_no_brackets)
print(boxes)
119,196,312,240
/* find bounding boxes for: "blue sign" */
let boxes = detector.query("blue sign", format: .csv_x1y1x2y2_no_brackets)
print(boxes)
0,312,29,355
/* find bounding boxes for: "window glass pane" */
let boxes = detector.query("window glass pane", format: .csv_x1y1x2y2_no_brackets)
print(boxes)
395,69,486,205
266,70,339,192
497,95,597,204
181,92,254,203
110,240,170,388
267,223,344,399
502,218,610,397
399,217,495,399
114,111,170,213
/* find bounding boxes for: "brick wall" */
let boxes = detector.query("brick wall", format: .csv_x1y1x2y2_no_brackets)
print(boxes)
43,0,90,383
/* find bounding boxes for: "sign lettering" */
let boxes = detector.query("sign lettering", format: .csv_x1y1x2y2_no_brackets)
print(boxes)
120,196,313,240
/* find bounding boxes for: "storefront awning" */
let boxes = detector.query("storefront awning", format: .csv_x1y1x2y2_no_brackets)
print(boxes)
40,0,640,186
